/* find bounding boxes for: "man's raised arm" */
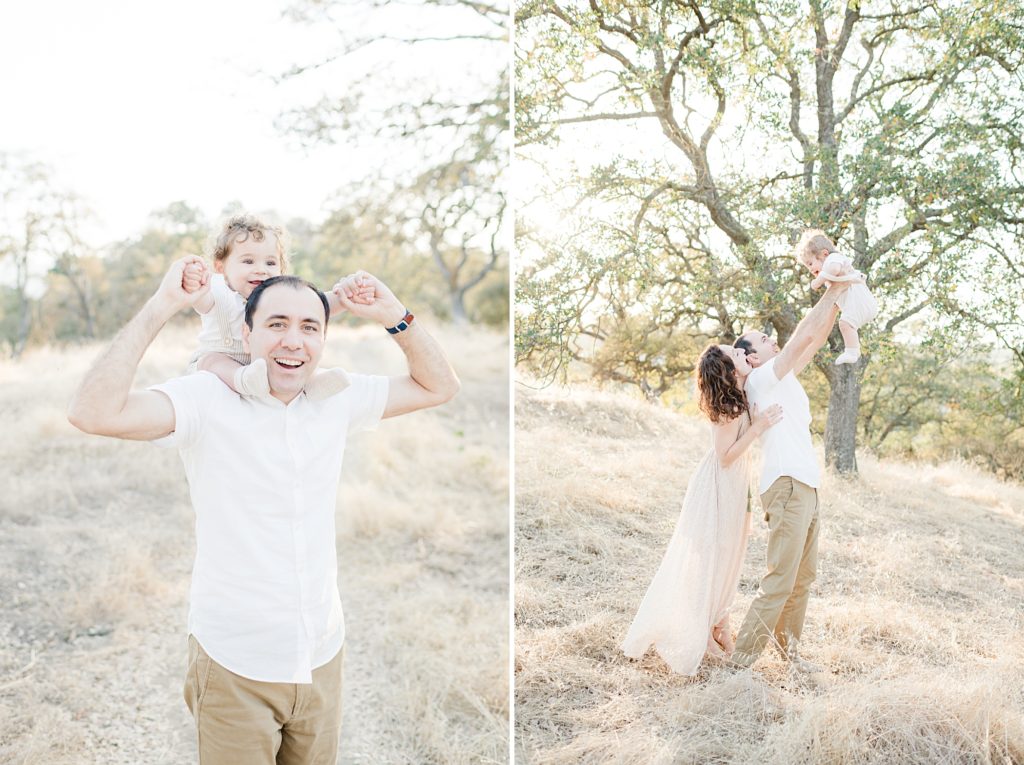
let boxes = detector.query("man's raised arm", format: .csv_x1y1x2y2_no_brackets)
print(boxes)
333,271,460,418
68,256,209,440
792,303,841,377
771,281,849,380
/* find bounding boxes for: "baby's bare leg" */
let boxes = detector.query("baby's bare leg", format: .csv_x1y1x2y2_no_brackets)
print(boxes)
196,353,270,396
839,320,859,350
835,320,861,365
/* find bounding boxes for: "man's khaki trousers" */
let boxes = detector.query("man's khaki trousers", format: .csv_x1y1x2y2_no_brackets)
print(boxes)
731,476,819,667
184,636,344,764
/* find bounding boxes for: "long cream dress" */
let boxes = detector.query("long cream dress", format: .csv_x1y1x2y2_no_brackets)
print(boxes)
621,414,753,674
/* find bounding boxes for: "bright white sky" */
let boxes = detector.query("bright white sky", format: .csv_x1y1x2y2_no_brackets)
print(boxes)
1,0,495,246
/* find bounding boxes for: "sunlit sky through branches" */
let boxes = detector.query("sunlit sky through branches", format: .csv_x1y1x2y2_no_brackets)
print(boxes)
1,0,498,246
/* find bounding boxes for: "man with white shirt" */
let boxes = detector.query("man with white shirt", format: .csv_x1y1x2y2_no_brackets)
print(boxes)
67,257,459,764
728,279,851,672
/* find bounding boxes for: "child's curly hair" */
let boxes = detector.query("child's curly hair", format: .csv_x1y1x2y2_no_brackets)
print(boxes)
793,228,836,266
697,344,749,423
212,214,288,271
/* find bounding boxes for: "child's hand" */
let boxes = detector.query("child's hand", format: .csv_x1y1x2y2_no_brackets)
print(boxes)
333,271,406,327
182,260,209,294
809,274,826,290
332,273,376,306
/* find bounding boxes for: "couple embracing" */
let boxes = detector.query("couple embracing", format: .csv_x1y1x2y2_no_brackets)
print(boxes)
622,232,871,676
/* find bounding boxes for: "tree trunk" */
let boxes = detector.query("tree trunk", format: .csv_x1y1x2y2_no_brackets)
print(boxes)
54,254,96,340
824,360,863,474
811,4,862,475
450,288,469,324
12,252,31,359
69,273,96,339
13,292,31,359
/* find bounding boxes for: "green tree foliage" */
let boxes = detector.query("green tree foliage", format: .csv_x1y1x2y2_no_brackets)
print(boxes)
516,0,1024,473
102,204,211,329
293,191,508,325
306,203,452,316
277,0,510,325
1,190,502,360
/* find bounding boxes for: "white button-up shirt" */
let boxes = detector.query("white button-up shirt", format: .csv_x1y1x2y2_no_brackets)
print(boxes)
744,357,821,494
151,371,389,683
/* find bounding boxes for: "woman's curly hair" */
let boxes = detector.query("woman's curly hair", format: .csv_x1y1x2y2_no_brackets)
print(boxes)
697,344,749,423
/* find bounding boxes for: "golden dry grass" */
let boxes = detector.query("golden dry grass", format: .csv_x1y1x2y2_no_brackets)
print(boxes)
515,384,1024,765
0,320,509,765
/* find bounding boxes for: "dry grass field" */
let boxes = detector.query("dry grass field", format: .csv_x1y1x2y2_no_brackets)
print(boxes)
516,384,1024,764
0,320,509,765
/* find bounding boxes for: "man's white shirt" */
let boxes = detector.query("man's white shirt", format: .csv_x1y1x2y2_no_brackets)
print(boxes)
744,357,821,494
151,371,388,683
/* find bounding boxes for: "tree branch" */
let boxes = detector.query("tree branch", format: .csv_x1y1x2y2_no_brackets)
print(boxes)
884,299,930,331
551,111,657,125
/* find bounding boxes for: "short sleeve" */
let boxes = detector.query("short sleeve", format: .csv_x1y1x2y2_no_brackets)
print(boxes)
148,372,220,449
210,274,239,309
822,252,856,276
341,373,390,434
745,357,780,403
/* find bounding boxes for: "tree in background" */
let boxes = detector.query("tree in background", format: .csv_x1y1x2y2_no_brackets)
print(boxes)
0,159,215,355
37,202,212,345
100,203,211,332
1,184,507,360
299,199,450,314
516,0,1024,473
276,0,509,324
0,155,95,357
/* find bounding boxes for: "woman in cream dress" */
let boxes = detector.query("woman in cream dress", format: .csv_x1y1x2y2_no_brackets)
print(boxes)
621,344,781,674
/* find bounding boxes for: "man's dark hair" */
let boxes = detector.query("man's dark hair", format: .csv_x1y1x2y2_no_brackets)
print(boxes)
244,275,330,331
734,334,755,356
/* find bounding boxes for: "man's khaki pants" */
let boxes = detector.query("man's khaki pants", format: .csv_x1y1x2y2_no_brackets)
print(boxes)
184,636,344,764
731,476,819,667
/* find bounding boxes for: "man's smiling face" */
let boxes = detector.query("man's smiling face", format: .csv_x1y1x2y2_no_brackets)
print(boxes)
243,282,327,403
738,330,780,367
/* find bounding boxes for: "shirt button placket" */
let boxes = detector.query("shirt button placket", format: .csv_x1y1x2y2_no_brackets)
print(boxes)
285,408,313,678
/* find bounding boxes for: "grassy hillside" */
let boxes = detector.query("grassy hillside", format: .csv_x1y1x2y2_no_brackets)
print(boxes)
515,384,1024,764
0,321,509,765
